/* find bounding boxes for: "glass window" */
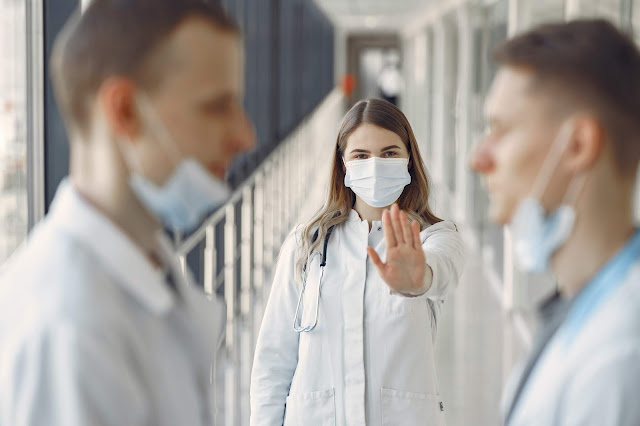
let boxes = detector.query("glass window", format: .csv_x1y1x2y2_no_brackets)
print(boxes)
632,0,640,41
0,0,28,265
440,15,459,194
423,30,434,162
569,0,623,24
478,0,508,282
517,0,565,31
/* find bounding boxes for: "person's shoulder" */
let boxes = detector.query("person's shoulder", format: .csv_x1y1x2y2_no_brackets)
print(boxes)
420,220,460,240
563,334,640,424
0,217,123,334
3,217,105,285
0,310,145,420
608,267,640,329
275,225,305,262
0,241,135,395
423,220,459,232
280,224,303,248
605,265,640,325
571,269,640,356
0,232,126,367
277,223,331,261
277,220,348,266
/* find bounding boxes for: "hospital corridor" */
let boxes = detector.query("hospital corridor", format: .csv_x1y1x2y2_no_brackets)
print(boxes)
2,0,640,425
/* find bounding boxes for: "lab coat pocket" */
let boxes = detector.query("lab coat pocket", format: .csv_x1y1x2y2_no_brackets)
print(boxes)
381,387,446,426
284,388,336,426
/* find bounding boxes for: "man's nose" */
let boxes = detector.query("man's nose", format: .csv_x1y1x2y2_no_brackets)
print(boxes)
232,109,256,154
469,138,495,174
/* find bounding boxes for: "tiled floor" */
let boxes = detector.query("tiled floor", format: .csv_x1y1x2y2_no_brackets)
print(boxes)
435,245,530,426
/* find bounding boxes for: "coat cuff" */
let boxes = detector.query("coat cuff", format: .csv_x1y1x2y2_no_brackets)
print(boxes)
395,264,434,298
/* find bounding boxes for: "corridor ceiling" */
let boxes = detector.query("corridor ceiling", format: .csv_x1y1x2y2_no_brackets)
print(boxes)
314,0,437,31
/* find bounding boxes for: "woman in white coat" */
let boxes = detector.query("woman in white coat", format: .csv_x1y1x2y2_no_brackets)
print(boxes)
250,98,465,426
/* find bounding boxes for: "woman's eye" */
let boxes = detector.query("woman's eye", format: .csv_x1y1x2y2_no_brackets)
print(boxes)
356,154,368,159
383,151,397,157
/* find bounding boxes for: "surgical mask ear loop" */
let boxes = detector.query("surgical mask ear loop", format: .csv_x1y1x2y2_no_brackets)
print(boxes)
530,119,576,201
135,92,184,168
528,117,588,211
117,126,147,180
564,169,588,204
117,93,183,178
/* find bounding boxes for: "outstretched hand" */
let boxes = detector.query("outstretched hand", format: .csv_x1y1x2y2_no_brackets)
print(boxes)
367,204,430,296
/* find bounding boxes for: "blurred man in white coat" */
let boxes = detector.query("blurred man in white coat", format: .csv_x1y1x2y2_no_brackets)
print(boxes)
471,19,640,425
0,0,255,424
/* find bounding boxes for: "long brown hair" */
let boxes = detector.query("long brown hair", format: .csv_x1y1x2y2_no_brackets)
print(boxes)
295,98,442,284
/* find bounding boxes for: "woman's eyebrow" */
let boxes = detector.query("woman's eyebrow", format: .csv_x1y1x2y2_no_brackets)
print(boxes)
349,145,401,154
349,148,371,154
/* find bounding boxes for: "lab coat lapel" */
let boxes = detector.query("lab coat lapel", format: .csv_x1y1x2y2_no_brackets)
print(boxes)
504,292,569,424
501,360,525,424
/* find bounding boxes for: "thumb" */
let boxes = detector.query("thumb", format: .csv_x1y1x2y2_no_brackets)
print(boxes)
367,246,384,269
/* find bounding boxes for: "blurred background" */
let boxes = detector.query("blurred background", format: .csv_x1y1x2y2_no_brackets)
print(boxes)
2,0,640,425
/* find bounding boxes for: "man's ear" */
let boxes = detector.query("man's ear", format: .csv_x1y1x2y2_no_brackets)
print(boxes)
96,77,142,141
565,115,604,174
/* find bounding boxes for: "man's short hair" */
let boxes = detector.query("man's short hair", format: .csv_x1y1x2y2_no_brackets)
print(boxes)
494,19,640,176
51,0,239,136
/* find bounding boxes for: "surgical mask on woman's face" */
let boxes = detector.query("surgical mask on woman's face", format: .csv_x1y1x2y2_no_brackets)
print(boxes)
510,120,587,273
344,157,411,208
120,93,231,235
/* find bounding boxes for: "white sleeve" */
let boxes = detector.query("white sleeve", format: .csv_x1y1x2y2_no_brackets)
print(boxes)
420,220,465,302
560,341,640,426
250,230,301,426
1,322,149,426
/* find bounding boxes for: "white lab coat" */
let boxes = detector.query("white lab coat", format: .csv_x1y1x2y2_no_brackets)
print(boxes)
250,209,465,426
0,181,225,425
503,261,640,425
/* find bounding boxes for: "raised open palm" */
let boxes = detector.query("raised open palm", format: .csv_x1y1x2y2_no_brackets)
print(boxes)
367,204,429,296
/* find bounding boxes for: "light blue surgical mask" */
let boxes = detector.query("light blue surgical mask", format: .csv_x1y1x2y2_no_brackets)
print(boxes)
122,94,231,234
510,120,587,272
344,157,411,208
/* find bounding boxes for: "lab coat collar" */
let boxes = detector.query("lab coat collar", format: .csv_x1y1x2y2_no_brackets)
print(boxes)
347,209,383,230
347,209,363,223
48,180,175,316
557,228,640,346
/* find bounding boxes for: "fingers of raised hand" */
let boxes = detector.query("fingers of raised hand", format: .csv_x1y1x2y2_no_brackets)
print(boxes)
399,210,414,249
382,209,397,249
412,220,422,250
390,204,405,245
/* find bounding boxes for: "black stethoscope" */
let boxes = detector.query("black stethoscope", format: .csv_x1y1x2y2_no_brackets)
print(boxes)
293,225,335,333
